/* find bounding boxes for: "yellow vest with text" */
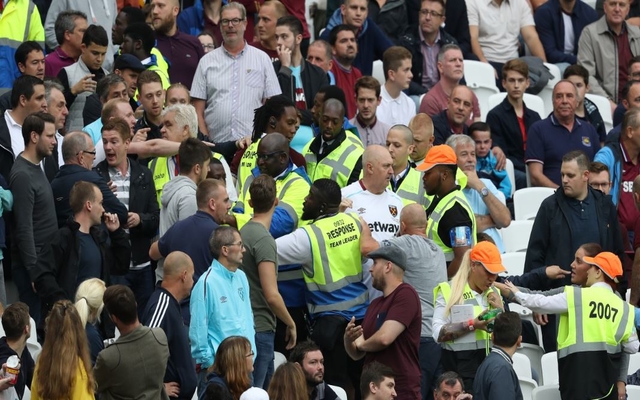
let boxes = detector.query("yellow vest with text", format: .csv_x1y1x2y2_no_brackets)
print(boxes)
434,282,500,351
150,152,224,206
556,285,635,399
301,213,369,319
391,167,432,208
303,132,363,188
236,140,260,195
427,189,476,262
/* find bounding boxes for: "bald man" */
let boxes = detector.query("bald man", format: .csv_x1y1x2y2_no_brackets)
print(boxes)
142,251,197,400
303,98,364,187
387,124,431,209
342,145,404,300
252,0,289,61
432,86,474,145
409,113,435,166
361,203,447,399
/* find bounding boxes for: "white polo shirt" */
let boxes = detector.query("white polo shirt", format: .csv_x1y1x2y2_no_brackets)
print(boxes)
377,84,417,126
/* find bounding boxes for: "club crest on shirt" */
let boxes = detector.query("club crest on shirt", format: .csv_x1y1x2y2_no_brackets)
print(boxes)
357,207,366,214
238,287,244,301
388,205,398,217
582,136,592,147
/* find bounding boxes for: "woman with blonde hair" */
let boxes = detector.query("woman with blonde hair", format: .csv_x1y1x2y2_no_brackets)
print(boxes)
31,300,95,399
200,336,253,400
267,362,307,400
74,278,106,364
431,241,506,395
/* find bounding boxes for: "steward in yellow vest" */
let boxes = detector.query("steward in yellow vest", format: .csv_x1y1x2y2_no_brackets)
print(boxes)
506,252,638,400
433,241,507,394
418,145,476,278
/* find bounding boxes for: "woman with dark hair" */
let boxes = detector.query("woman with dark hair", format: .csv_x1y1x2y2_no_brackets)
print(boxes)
200,336,253,400
31,300,95,399
267,362,307,400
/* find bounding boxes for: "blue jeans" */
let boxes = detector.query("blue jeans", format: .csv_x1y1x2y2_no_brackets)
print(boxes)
111,265,155,318
253,331,275,390
420,337,442,400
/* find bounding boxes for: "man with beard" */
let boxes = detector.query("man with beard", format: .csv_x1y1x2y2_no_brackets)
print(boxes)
329,25,362,119
151,0,204,89
344,242,422,400
290,341,340,400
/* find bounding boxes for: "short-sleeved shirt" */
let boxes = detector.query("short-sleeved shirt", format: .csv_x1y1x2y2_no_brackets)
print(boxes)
156,31,204,89
525,114,600,186
426,190,474,249
565,190,601,250
376,85,417,126
466,0,535,63
191,43,281,143
362,283,421,400
240,221,278,332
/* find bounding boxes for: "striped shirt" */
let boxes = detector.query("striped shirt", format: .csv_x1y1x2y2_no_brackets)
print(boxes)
108,162,131,211
190,42,281,143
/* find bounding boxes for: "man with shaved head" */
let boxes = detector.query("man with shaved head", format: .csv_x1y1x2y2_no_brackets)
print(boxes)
142,251,197,400
303,98,364,188
360,203,447,399
342,145,404,300
252,0,289,61
432,85,474,145
386,124,431,209
409,113,435,167
229,133,311,238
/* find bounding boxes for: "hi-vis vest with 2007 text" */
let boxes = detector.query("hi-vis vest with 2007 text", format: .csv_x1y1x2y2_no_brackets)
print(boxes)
427,189,476,262
303,131,363,188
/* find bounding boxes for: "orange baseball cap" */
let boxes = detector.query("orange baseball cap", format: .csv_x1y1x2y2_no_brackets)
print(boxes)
416,145,458,171
470,241,507,274
583,252,622,283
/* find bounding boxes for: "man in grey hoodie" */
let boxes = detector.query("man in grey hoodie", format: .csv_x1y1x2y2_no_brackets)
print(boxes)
157,137,211,280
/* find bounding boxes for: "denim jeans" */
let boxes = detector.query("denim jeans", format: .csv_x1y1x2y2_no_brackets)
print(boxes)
253,331,275,390
12,263,40,328
420,337,442,400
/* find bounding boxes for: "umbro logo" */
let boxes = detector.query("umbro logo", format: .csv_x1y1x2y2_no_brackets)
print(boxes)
220,296,228,303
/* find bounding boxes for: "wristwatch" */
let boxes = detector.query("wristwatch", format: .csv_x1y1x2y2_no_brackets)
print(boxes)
480,187,489,198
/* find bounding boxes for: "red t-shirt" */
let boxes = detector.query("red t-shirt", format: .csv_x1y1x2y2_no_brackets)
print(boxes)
331,62,362,120
362,283,421,400
250,41,279,62
517,115,527,149
617,142,640,232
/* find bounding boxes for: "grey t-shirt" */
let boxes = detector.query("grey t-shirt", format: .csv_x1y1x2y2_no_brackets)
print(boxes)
240,220,278,332
389,235,448,337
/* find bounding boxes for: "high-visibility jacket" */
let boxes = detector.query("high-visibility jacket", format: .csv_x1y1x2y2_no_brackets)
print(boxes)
427,189,476,262
557,285,635,400
390,166,432,208
303,131,363,188
301,212,369,320
233,163,311,238
434,281,500,352
236,140,260,195
150,152,224,206
0,0,44,88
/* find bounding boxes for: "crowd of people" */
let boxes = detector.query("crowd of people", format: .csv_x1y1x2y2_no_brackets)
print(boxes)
1,0,640,399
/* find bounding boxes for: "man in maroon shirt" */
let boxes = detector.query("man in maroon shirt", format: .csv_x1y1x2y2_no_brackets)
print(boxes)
329,25,362,120
45,11,88,78
344,242,422,400
252,0,287,62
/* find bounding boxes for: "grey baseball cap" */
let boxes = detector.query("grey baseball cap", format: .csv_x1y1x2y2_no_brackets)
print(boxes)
368,241,407,271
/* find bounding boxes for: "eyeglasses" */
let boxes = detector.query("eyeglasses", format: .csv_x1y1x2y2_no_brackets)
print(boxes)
590,182,610,190
202,44,215,50
221,18,244,26
224,241,243,248
78,149,96,156
419,9,444,18
256,151,285,161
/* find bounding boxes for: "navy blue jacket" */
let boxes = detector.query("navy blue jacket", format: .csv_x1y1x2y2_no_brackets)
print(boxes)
143,287,197,400
534,0,598,64
320,9,393,76
485,96,542,172
0,337,34,398
432,110,468,145
51,164,128,227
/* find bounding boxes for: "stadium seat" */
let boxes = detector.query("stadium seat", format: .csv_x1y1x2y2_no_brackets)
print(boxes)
372,60,385,85
519,377,538,400
539,63,562,116
501,252,527,276
487,93,546,119
500,220,534,253
541,352,559,385
505,159,516,197
274,351,287,370
510,303,544,348
627,385,640,398
629,352,640,375
329,384,348,400
585,93,614,134
517,343,545,383
532,384,561,400
463,60,500,120
513,352,532,379
513,187,555,220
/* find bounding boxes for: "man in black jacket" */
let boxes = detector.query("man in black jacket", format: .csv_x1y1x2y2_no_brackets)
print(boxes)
524,150,625,350
95,118,159,316
0,303,34,399
273,16,328,126
51,131,128,227
35,180,130,312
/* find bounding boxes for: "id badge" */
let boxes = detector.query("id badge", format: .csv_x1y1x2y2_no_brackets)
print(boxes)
450,226,472,248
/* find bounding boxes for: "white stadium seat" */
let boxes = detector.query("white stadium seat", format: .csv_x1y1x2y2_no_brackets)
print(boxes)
532,384,562,400
519,377,538,400
501,252,527,276
487,92,547,119
539,63,561,116
585,93,614,134
513,187,555,220
541,352,559,385
463,60,500,121
329,385,348,400
372,60,385,85
500,220,534,253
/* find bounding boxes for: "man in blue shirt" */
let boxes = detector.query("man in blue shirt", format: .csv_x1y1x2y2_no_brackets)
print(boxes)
525,80,600,187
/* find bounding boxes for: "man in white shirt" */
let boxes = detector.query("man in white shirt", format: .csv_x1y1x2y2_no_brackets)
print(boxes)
377,46,416,126
342,145,403,300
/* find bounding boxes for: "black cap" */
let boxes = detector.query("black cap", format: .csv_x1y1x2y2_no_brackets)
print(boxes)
113,54,145,72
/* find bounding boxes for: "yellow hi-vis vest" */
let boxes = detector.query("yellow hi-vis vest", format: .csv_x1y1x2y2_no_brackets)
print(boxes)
150,152,224,206
301,212,369,319
391,167,432,208
236,140,260,195
434,282,500,351
426,189,476,262
303,132,363,188
557,285,635,400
